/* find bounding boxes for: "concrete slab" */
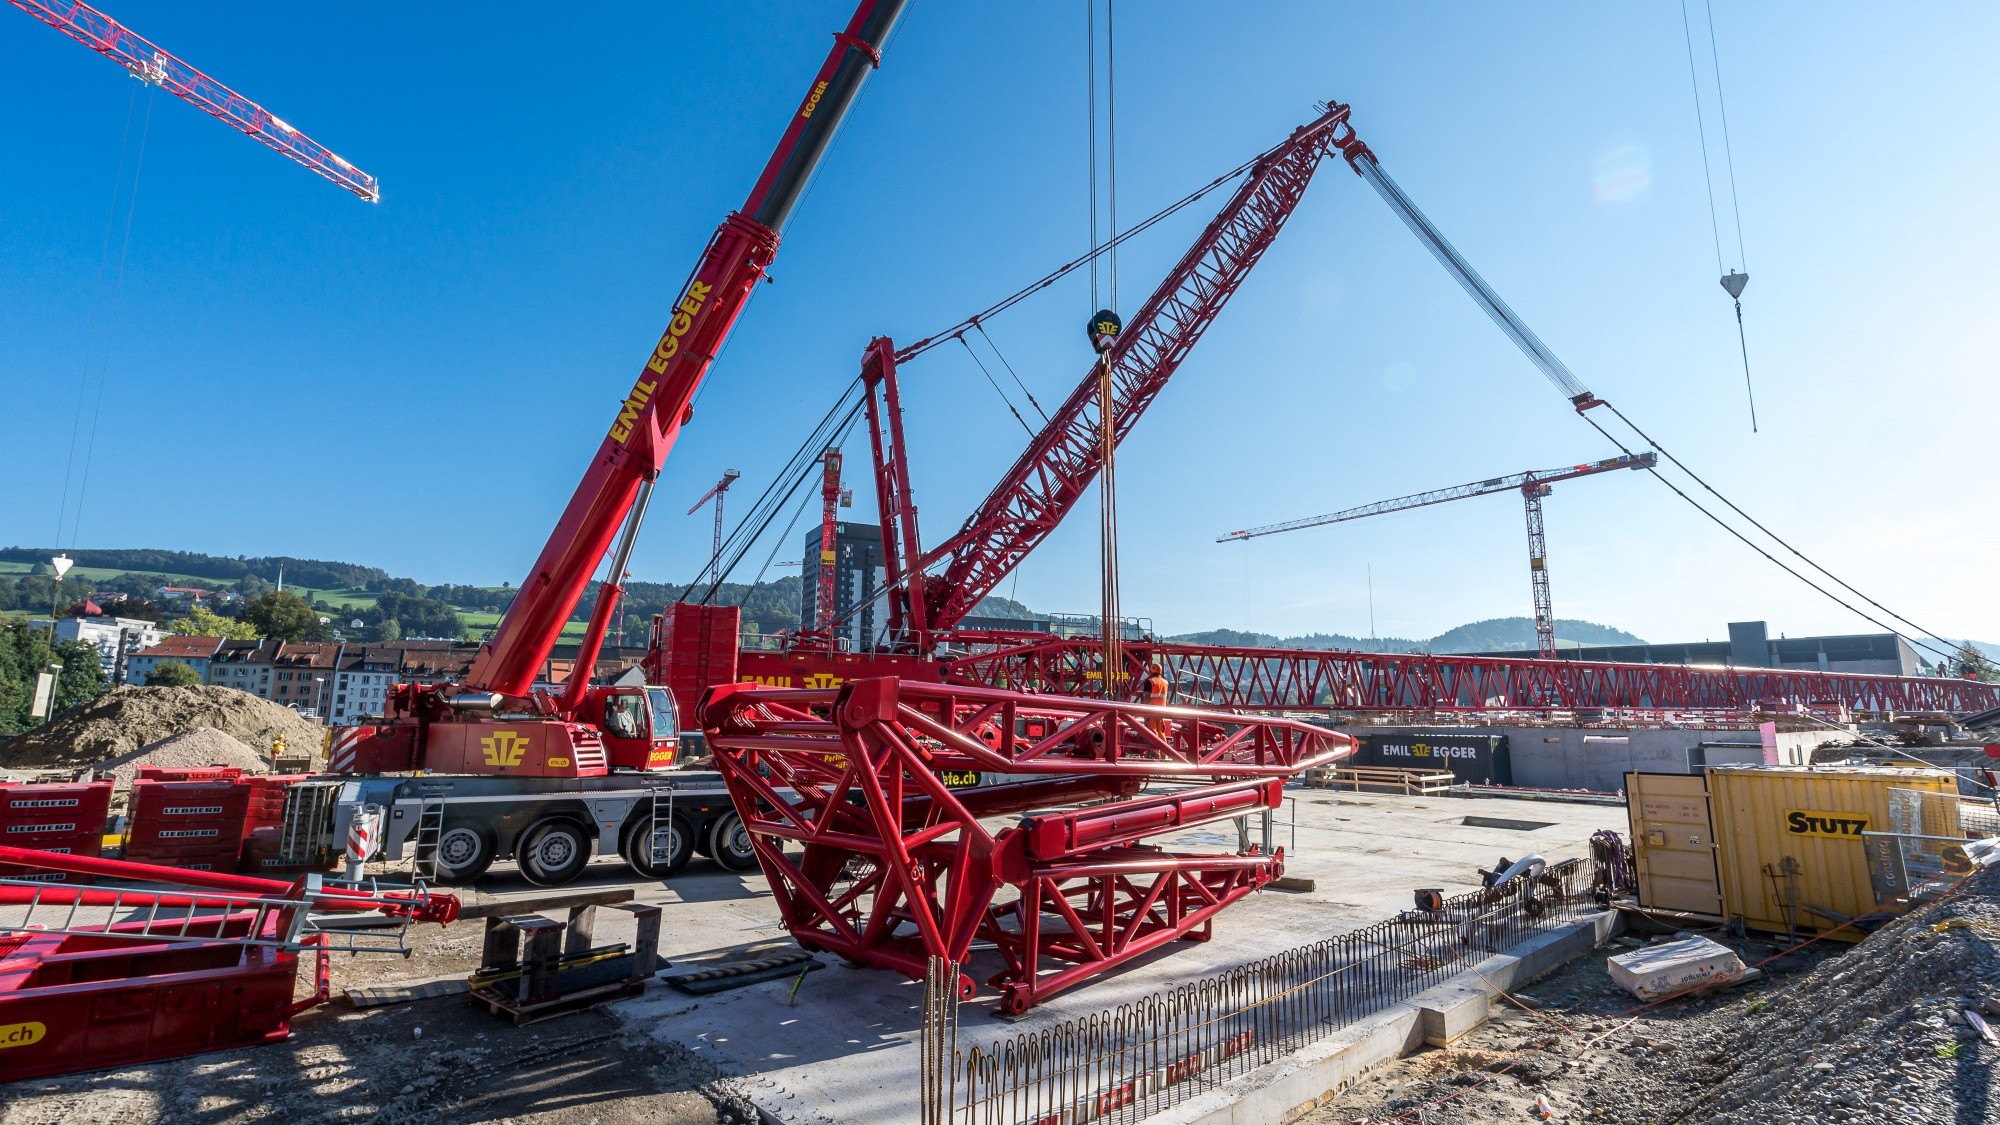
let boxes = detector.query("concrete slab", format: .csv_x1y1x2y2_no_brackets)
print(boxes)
563,787,1627,1125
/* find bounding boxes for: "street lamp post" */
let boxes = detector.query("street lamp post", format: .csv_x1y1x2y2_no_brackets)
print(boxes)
314,675,328,725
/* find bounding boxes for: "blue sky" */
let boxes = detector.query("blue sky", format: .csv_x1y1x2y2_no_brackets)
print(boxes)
4,3,1995,648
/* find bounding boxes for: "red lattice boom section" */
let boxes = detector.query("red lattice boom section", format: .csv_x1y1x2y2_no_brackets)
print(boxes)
702,678,1352,1012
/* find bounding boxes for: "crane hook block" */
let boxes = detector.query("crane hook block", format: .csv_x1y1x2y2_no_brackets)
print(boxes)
1720,271,1749,300
1087,309,1122,354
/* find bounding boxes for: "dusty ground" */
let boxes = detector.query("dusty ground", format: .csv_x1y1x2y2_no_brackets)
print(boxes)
0,913,733,1125
1306,866,2000,1125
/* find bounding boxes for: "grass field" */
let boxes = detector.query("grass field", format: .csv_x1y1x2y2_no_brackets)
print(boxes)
4,562,540,640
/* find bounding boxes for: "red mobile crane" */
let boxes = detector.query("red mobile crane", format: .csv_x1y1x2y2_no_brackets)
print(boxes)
309,0,908,886
1221,454,1658,658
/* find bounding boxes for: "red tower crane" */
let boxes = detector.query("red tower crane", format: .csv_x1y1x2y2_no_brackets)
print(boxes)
9,0,379,200
813,449,843,634
1221,454,1657,658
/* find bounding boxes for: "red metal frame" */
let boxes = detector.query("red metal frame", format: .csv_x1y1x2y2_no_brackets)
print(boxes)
860,104,1372,648
940,637,2000,719
10,0,379,200
0,846,454,1080
702,678,1351,1012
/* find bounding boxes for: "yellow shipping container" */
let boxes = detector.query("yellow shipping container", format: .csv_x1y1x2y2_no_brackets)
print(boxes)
1706,765,1957,940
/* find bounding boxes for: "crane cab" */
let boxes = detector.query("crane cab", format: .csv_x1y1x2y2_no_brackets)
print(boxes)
587,683,680,772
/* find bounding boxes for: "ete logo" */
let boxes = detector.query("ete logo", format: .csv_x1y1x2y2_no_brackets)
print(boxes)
0,1021,45,1049
481,730,531,768
1785,809,1870,839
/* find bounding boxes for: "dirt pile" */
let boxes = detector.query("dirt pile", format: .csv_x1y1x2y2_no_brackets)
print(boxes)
0,685,322,773
1664,866,2000,1123
91,727,277,786
1309,866,2000,1124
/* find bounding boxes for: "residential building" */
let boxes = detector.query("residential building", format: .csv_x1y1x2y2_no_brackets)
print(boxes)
330,645,404,725
397,642,478,688
271,642,340,721
125,636,224,685
52,610,163,681
206,639,281,698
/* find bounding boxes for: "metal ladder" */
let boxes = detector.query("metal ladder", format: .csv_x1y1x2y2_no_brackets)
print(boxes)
410,784,451,882
279,781,345,866
646,785,675,864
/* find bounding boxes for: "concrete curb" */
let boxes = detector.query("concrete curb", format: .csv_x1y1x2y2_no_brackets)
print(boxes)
1144,910,1620,1125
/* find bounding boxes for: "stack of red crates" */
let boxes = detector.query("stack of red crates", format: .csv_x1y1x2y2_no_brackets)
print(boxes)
0,778,112,884
650,602,741,728
126,768,250,873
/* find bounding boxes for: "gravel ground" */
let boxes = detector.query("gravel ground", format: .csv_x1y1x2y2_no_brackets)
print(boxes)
0,915,735,1125
1307,866,2000,1124
0,685,323,771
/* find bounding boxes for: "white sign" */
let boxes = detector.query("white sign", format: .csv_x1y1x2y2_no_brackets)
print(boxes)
50,555,73,580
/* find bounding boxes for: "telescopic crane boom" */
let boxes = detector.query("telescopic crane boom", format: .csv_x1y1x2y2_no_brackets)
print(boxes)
337,0,905,782
467,0,904,702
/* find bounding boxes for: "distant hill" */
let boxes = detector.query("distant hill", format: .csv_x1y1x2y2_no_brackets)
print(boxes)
1166,617,1643,654
1428,617,1646,653
15,547,1652,655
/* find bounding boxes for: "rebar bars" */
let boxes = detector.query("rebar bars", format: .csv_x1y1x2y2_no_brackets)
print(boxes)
946,857,1596,1125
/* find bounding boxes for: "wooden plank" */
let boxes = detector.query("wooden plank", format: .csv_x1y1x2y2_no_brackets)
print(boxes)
458,885,635,920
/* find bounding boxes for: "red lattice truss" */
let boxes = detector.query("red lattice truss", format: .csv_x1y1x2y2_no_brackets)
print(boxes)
703,678,1352,1012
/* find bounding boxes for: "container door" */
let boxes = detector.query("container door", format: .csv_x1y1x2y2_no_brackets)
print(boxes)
1627,771,1723,915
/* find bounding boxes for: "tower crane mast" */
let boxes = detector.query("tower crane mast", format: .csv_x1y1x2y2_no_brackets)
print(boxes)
9,0,379,200
1222,454,1656,658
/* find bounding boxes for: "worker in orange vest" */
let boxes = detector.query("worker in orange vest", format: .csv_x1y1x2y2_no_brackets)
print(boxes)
1145,663,1171,737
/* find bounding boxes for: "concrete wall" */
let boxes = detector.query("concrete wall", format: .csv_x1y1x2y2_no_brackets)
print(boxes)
1338,723,1825,793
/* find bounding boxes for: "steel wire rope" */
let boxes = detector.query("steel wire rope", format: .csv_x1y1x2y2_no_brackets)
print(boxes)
67,88,156,549
1704,0,1749,270
1374,148,1959,668
972,321,1047,423
1599,400,1969,665
697,389,862,600
897,152,1260,361
1579,411,1962,668
54,83,140,547
955,334,1034,436
680,377,863,602
1679,0,1726,277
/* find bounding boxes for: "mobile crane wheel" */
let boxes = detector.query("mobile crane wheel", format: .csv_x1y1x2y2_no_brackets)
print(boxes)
517,817,593,886
432,825,497,885
622,812,696,879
